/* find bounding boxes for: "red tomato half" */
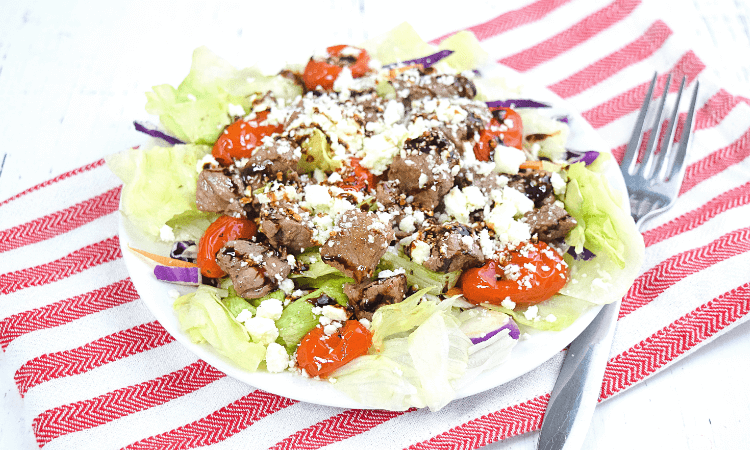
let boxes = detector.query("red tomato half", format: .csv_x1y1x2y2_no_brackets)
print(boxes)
197,216,257,278
212,110,282,166
460,241,567,307
339,157,378,192
473,107,524,161
297,320,372,378
303,45,371,91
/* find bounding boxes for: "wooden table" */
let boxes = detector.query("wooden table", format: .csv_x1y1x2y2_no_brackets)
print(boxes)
2,1,749,448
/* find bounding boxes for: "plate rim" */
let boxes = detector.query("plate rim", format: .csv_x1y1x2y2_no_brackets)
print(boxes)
118,61,624,409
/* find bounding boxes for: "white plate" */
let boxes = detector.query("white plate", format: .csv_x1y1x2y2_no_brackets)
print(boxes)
119,62,624,409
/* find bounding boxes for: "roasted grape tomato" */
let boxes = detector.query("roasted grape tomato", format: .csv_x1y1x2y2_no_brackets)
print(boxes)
473,107,524,161
303,45,370,91
296,320,372,378
197,216,258,278
212,110,282,165
460,241,567,307
339,157,378,192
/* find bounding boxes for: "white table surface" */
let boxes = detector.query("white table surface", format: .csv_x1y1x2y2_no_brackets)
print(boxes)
1,1,749,449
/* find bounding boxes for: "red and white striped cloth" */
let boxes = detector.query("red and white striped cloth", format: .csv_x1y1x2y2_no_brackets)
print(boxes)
2,0,749,448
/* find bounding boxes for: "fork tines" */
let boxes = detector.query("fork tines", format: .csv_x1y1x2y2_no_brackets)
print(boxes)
621,72,700,227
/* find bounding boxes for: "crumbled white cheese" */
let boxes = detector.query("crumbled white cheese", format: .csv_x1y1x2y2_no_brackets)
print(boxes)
244,317,279,345
501,297,516,310
279,278,295,295
265,343,290,373
523,305,540,321
321,305,348,322
236,308,254,323
378,267,406,278
359,318,371,330
550,171,566,195
227,103,245,117
493,144,526,175
410,240,431,264
545,314,557,323
159,225,175,242
255,298,284,320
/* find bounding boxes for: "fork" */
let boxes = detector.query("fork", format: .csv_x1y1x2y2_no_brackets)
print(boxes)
621,72,700,229
535,74,699,450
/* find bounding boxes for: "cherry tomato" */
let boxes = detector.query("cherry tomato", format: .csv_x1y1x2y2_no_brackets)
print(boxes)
212,110,283,166
339,158,378,192
473,107,524,161
303,45,371,91
460,241,567,307
296,320,372,378
197,215,258,278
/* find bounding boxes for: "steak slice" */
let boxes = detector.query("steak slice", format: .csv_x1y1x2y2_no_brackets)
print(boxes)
344,274,408,321
216,240,291,299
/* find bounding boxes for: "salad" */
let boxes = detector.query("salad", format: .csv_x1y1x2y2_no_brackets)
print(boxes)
108,23,644,411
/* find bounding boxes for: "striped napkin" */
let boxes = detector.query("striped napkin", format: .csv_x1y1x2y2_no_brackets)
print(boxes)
2,0,749,448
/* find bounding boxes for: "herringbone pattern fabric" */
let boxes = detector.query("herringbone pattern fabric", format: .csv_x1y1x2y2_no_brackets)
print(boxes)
2,0,749,448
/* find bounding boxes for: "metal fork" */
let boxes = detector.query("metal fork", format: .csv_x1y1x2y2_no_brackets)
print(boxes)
621,73,700,229
535,74,699,450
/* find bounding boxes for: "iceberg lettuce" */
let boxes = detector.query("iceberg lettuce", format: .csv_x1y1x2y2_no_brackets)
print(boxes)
106,144,214,240
146,46,302,145
562,161,645,305
174,285,266,372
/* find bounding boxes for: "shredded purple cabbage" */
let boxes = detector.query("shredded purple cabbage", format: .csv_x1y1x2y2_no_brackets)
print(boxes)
153,265,201,285
134,121,185,145
556,116,570,124
485,99,550,109
170,240,197,263
567,246,596,261
383,50,454,69
468,316,520,344
566,149,599,165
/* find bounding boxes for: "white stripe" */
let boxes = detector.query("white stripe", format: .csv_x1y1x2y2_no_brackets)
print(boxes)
0,213,119,274
4,299,155,372
479,0,604,63
0,165,119,231
42,375,250,450
210,401,345,450
613,215,750,356
0,259,129,319
23,341,198,419
523,3,654,87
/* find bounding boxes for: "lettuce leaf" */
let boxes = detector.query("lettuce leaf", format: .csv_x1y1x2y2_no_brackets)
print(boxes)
360,23,436,66
437,31,489,73
106,144,212,240
484,295,594,331
173,285,266,372
562,161,645,305
146,46,302,145
332,293,471,411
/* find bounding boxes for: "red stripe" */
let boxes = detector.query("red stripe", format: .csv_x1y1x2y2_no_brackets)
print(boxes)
642,182,750,247
0,186,121,253
548,20,671,98
270,409,409,450
15,321,173,396
680,126,750,195
602,282,750,400
611,88,747,163
620,227,750,318
0,236,121,295
499,0,640,72
406,395,550,450
430,0,572,43
581,51,704,129
0,159,106,207
123,390,296,450
32,360,224,447
0,278,139,350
